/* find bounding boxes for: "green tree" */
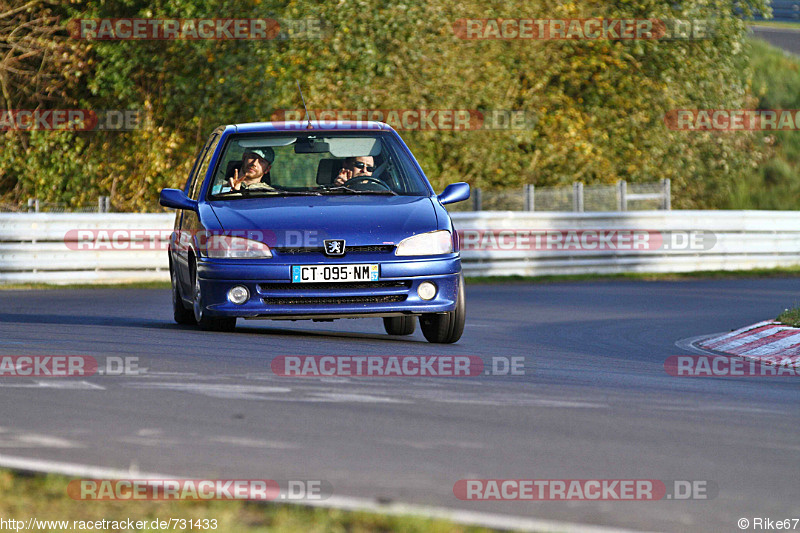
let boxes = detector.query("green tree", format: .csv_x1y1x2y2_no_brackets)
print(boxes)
0,0,772,211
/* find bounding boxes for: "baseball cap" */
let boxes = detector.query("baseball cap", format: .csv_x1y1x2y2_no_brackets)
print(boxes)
244,147,275,163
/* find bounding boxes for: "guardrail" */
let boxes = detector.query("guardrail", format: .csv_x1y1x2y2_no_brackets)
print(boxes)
1,211,799,284
451,211,800,276
0,214,172,284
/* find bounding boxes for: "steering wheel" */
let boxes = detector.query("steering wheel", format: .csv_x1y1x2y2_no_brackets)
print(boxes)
341,177,392,191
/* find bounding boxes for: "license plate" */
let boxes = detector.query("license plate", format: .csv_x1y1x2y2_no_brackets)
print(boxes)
292,264,379,283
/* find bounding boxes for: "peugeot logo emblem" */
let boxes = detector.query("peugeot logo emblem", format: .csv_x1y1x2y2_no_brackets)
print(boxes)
324,239,345,256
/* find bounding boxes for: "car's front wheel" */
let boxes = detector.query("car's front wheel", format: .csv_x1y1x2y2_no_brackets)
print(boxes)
419,275,465,344
191,261,236,332
383,316,416,336
171,259,196,325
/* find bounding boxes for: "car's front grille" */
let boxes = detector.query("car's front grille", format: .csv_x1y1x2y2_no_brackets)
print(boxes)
273,245,394,255
258,281,411,291
262,295,407,305
257,278,411,306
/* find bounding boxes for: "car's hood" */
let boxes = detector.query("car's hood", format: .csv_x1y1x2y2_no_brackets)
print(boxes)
208,195,438,247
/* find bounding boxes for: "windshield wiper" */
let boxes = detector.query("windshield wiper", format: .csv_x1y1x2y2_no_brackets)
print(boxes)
211,190,323,199
242,189,322,197
319,186,397,195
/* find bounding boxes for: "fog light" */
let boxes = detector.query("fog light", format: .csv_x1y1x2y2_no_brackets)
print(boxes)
227,285,249,305
417,281,437,300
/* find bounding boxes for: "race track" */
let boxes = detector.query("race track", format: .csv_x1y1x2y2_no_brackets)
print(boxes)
0,279,798,532
750,26,800,56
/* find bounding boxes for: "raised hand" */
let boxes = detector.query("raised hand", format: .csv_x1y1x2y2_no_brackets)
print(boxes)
228,168,247,190
334,168,353,186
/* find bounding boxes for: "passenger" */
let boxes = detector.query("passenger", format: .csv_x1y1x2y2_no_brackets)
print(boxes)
213,148,275,194
229,147,275,190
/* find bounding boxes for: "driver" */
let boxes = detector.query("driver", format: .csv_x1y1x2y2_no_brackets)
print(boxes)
333,156,374,186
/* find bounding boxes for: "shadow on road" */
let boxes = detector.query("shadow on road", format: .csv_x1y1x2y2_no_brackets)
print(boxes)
0,312,436,344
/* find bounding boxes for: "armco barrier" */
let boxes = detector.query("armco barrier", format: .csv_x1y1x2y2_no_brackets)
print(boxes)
0,213,173,284
1,211,799,284
451,211,800,276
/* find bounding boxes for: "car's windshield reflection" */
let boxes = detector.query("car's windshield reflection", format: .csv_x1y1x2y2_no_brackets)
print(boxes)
208,133,427,199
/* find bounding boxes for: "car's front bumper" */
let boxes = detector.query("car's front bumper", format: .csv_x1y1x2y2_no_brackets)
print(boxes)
196,254,462,319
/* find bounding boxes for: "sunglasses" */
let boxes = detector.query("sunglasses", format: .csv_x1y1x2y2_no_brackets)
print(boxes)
352,161,375,172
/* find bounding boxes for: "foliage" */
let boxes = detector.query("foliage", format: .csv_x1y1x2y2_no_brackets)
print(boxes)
0,0,778,211
777,305,800,327
725,37,800,210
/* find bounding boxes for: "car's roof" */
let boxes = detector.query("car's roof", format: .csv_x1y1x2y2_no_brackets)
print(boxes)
229,121,394,134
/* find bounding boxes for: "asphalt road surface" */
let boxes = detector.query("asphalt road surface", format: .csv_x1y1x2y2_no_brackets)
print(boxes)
0,279,798,532
750,26,800,55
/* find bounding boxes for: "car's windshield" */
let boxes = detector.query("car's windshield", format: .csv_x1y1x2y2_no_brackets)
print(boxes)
207,132,430,199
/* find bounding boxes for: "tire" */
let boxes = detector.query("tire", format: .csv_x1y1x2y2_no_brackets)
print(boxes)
383,315,416,336
191,261,237,332
420,275,465,344
171,259,196,325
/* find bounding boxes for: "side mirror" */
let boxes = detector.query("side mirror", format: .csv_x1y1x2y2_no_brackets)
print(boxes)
160,188,198,211
437,182,470,205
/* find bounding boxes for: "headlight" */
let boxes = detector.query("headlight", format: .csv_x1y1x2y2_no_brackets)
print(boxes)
203,236,272,259
395,230,453,256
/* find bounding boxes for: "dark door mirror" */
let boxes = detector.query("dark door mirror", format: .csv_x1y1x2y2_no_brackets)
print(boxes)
160,188,198,211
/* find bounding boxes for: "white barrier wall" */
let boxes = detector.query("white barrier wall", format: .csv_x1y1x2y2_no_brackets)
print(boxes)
451,211,800,276
1,211,799,284
0,214,173,284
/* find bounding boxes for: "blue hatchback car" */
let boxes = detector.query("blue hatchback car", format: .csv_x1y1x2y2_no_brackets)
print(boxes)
159,121,470,343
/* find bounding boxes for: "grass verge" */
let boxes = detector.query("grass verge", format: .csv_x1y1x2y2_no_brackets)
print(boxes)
748,21,800,30
728,37,800,209
777,306,800,327
0,468,497,533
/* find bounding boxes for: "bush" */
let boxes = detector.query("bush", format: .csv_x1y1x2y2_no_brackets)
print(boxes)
0,0,777,211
